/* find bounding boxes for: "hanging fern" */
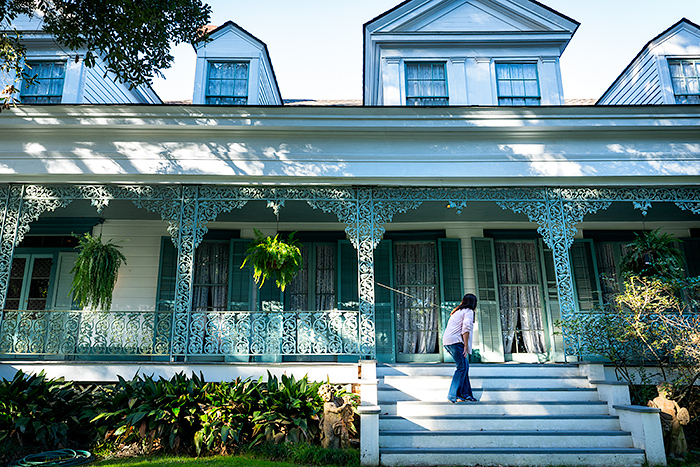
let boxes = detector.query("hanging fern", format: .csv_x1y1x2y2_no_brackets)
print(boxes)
241,229,302,291
70,233,127,311
620,229,685,280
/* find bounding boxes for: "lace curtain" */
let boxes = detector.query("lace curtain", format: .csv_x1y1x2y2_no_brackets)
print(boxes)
496,241,545,354
595,243,629,304
286,244,336,311
192,242,229,311
394,242,439,355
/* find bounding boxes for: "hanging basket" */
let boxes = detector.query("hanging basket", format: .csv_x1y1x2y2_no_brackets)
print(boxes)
70,233,127,311
241,229,302,291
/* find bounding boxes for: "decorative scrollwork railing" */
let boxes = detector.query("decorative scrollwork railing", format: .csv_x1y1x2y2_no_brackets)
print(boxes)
0,309,361,358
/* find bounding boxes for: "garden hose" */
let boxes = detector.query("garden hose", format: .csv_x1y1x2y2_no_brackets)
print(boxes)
9,449,93,467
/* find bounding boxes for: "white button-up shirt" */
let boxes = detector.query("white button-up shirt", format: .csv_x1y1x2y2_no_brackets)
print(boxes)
442,307,475,355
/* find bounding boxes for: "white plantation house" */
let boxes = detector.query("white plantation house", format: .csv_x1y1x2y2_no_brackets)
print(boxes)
1,0,700,465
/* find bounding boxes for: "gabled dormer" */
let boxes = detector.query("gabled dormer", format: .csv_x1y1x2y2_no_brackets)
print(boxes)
363,0,578,106
2,14,160,104
598,18,700,105
192,21,282,106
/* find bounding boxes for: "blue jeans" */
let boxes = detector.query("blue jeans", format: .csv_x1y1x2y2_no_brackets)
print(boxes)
445,343,474,402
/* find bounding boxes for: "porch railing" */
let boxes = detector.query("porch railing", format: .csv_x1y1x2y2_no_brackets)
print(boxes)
0,309,361,358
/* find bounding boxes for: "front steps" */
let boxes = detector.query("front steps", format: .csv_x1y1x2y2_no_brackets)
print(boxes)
375,363,647,467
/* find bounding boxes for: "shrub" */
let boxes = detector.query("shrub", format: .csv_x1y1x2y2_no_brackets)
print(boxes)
0,371,98,450
252,373,323,445
194,377,261,455
93,372,209,454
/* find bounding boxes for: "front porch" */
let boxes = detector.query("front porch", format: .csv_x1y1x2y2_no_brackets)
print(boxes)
0,184,699,365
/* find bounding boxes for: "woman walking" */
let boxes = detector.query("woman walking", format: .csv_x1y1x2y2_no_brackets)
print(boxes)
443,293,478,403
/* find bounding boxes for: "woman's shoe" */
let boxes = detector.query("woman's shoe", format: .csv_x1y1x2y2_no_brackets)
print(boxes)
465,396,478,402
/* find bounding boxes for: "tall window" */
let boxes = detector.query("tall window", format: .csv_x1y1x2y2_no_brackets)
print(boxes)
405,62,448,106
21,61,65,104
496,63,540,106
669,59,700,104
206,62,249,105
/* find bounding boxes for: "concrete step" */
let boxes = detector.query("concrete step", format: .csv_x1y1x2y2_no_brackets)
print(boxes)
392,400,610,417
377,363,582,378
378,387,599,403
379,414,623,432
382,374,591,389
379,430,634,449
379,447,646,467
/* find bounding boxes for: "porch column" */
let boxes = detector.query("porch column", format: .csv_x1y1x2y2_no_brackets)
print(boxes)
170,186,209,357
538,191,578,358
357,188,377,359
0,186,23,310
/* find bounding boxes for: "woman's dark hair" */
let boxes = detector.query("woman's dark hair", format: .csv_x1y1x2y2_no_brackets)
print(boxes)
451,293,478,316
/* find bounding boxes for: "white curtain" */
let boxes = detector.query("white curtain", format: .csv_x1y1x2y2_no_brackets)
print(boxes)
314,245,336,311
395,242,439,355
496,242,545,354
192,242,229,312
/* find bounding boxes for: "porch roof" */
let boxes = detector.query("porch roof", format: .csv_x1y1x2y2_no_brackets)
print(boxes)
1,104,699,186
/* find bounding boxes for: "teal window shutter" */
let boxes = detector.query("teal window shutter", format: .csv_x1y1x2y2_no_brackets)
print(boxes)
681,238,700,278
438,238,463,329
337,240,359,311
51,252,79,310
472,237,504,361
155,237,177,312
374,239,394,362
229,239,253,311
570,240,603,312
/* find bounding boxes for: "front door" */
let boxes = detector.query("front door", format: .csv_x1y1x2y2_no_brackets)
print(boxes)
494,240,549,361
394,241,441,362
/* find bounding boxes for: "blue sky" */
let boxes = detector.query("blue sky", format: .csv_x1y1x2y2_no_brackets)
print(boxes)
151,0,700,102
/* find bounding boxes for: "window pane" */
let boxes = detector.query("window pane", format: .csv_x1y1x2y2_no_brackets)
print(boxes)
512,80,525,96
52,63,65,78
234,79,247,96
689,78,700,94
683,61,696,78
496,65,510,80
499,81,512,97
234,63,248,79
524,80,538,96
221,78,234,97
406,64,418,80
669,62,683,77
523,64,537,80
511,64,524,80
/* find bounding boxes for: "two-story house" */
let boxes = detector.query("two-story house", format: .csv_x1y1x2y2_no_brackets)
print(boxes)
0,0,698,370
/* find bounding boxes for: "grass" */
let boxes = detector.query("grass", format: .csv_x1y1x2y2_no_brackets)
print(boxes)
92,443,360,467
95,455,301,467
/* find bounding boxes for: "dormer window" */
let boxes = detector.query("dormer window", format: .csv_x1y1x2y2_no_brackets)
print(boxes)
21,61,65,104
405,62,448,106
669,59,700,104
206,61,249,105
496,63,540,106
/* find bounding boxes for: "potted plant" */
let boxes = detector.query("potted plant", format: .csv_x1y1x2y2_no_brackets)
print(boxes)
70,233,127,311
241,229,302,291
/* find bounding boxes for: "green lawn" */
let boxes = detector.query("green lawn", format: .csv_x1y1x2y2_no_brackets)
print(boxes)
96,455,304,467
